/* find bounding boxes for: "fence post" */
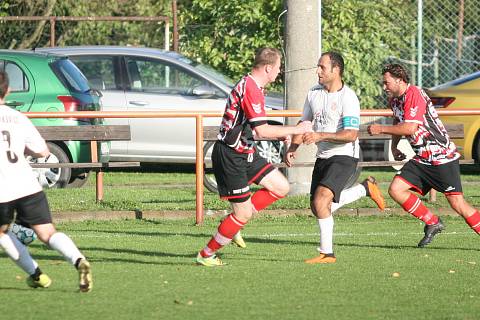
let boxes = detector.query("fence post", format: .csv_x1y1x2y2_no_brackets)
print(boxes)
90,141,103,202
195,115,204,225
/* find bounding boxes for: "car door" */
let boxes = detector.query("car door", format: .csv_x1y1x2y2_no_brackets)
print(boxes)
0,59,35,112
69,55,129,158
123,56,226,162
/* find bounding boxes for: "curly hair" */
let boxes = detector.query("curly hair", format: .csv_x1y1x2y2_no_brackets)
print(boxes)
382,63,409,83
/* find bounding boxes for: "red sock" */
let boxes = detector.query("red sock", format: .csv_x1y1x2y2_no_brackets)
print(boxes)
251,188,284,212
200,213,245,257
465,210,480,234
401,193,439,225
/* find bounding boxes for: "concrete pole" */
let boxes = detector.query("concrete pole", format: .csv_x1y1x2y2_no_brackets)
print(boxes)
284,0,321,195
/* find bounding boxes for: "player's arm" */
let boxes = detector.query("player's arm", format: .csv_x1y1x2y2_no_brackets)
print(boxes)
370,121,418,137
303,129,358,145
22,116,50,158
253,121,312,140
25,146,49,158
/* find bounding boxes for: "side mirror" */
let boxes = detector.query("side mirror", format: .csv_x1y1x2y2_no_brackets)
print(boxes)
90,88,103,98
192,85,217,97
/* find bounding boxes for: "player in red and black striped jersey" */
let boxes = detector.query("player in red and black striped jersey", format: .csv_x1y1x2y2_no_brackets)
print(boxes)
368,64,480,247
196,48,313,266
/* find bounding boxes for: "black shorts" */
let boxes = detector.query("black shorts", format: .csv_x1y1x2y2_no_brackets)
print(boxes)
0,191,52,226
310,155,359,203
212,141,275,203
395,159,463,196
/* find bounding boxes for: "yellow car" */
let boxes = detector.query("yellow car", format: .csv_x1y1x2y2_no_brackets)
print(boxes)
428,71,480,162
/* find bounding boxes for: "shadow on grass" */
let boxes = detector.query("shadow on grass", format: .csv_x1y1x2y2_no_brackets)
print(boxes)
68,227,480,252
22,251,197,266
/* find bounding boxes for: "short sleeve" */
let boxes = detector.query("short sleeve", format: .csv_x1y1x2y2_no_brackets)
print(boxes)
403,87,426,124
242,78,267,127
21,115,47,153
341,90,360,130
301,94,313,122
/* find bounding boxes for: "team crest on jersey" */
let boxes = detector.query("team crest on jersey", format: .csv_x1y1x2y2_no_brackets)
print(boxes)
409,106,418,118
331,102,337,112
252,103,262,114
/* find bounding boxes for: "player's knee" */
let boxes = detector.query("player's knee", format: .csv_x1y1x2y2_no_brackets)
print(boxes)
32,224,57,244
446,195,466,213
0,224,9,234
388,185,400,200
274,178,290,197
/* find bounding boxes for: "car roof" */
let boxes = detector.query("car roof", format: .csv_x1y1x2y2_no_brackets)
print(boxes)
36,46,189,64
430,70,480,90
0,49,65,61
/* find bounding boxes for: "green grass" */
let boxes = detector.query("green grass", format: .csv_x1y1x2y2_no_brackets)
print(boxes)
44,166,480,212
1,215,479,319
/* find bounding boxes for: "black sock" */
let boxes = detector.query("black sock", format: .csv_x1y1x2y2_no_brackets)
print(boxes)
31,267,42,281
361,180,370,197
74,257,82,269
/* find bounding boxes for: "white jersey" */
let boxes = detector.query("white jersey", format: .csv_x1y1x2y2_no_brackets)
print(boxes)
301,84,360,159
0,105,46,202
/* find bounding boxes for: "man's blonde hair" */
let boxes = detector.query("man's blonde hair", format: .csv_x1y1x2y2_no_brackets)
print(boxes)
253,47,281,68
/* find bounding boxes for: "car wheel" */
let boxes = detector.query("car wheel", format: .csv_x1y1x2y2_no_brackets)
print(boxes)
203,140,285,194
30,142,72,189
67,170,90,188
203,141,218,193
473,133,480,164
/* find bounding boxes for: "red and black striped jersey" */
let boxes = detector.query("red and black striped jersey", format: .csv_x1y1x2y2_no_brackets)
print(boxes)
389,85,460,165
217,75,268,153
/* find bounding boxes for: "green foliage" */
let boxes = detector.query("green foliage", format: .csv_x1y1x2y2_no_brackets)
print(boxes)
0,0,171,49
321,0,416,108
2,1,477,107
178,0,284,91
178,0,418,107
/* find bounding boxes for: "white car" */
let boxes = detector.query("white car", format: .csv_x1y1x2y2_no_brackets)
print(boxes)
37,46,285,191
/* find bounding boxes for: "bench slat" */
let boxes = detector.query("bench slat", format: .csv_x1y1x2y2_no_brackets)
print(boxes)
36,125,131,141
30,161,140,169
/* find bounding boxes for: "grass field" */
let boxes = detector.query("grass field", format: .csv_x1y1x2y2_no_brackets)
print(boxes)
44,166,480,212
1,215,479,320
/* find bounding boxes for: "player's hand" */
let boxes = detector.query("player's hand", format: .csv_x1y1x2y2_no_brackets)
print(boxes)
279,135,292,147
367,124,382,135
392,148,406,160
284,150,296,167
302,132,321,145
296,121,313,134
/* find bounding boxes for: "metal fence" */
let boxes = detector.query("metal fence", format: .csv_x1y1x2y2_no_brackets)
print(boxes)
391,0,480,88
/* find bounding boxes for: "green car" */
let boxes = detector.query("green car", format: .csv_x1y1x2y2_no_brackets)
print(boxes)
0,50,107,188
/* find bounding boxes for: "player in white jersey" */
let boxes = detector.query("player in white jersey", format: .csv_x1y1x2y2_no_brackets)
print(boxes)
286,52,385,264
0,71,92,292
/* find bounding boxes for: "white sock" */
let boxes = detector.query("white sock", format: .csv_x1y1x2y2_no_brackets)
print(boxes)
317,215,334,254
331,184,367,213
48,232,84,266
0,232,20,260
1,231,38,275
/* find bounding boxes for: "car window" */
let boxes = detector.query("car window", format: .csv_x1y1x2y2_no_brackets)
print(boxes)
125,57,207,95
69,56,118,90
50,58,90,93
0,61,29,92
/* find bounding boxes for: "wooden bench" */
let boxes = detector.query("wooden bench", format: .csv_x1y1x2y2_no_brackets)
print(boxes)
33,125,139,201
203,124,475,202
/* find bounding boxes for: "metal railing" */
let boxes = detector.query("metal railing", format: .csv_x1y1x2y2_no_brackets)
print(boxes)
26,109,480,224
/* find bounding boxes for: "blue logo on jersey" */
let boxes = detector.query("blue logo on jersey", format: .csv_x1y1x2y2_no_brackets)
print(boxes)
343,116,360,128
